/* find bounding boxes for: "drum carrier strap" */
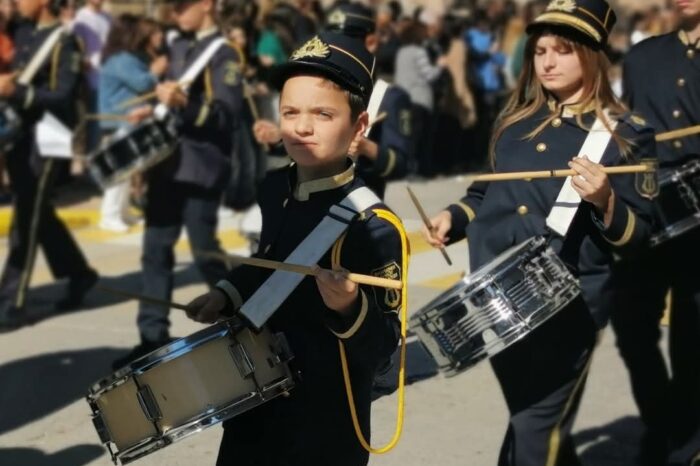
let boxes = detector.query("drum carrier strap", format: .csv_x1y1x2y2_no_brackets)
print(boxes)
546,113,618,237
153,37,227,120
17,25,65,86
238,185,381,329
364,79,389,137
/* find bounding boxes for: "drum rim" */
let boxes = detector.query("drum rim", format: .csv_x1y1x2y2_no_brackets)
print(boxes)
88,319,245,396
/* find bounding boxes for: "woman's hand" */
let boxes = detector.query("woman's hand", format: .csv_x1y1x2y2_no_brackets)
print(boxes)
314,266,359,316
569,155,615,224
423,210,452,248
185,289,228,324
156,81,187,108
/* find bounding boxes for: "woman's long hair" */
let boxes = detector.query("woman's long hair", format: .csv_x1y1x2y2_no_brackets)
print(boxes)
489,28,631,163
101,14,161,64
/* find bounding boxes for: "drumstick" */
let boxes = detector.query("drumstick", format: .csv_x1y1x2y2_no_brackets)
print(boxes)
655,124,700,142
116,80,193,110
97,285,190,311
196,250,403,290
243,81,270,152
406,186,452,266
369,112,388,128
467,164,654,182
84,113,130,122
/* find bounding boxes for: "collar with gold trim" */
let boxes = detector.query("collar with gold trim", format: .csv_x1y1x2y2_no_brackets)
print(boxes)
293,162,355,201
196,26,219,41
547,98,596,118
37,21,59,31
679,30,700,50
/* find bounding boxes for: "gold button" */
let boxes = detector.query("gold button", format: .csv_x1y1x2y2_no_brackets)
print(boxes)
674,140,683,149
282,198,289,207
536,143,547,152
264,244,271,254
517,205,528,215
552,118,562,128
688,49,695,59
673,110,682,119
678,78,686,87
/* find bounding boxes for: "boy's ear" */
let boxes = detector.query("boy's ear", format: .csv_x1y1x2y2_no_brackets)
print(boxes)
353,111,369,141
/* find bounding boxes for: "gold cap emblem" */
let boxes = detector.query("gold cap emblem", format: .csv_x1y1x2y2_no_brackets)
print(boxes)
291,36,331,61
546,0,577,12
327,9,346,26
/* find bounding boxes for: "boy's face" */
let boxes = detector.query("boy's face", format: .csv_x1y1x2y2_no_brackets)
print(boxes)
173,0,209,32
16,0,43,19
279,76,367,169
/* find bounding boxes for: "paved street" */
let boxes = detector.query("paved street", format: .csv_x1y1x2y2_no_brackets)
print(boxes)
0,176,665,466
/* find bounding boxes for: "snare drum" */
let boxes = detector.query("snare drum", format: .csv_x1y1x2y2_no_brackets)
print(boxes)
87,319,294,465
409,236,580,377
650,160,700,246
88,115,177,190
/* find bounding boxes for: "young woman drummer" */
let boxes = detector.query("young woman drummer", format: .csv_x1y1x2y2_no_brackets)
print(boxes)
424,0,657,464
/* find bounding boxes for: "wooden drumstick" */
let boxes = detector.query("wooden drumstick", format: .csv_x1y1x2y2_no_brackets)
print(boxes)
196,250,403,290
406,186,453,266
243,81,270,152
84,113,130,122
117,80,193,110
467,164,654,183
97,285,190,311
655,124,700,142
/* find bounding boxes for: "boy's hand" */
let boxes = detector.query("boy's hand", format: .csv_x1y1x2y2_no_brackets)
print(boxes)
186,289,228,323
156,81,187,108
0,73,16,97
253,119,282,145
314,266,359,315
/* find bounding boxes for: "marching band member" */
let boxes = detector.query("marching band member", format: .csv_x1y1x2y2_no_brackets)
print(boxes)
253,2,412,199
186,31,405,466
112,0,243,368
424,1,656,464
612,0,700,463
0,0,98,329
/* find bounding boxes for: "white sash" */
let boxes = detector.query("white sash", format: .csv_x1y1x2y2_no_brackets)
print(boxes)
18,26,65,86
546,115,618,236
240,186,381,329
364,79,389,136
154,37,227,120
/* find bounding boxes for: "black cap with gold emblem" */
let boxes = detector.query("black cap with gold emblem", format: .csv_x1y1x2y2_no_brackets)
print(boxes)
325,2,376,38
271,31,375,105
526,0,616,47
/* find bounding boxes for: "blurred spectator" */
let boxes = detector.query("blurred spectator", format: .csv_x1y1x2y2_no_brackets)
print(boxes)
375,1,402,79
630,11,652,45
97,15,166,232
0,0,14,72
464,8,507,170
74,0,112,153
509,0,547,82
394,19,446,176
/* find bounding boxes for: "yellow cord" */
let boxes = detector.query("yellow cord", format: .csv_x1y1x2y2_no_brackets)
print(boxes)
337,208,409,454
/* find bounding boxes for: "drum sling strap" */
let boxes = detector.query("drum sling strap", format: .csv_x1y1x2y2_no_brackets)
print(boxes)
546,114,618,237
154,36,227,120
239,186,381,330
364,78,389,137
17,25,65,86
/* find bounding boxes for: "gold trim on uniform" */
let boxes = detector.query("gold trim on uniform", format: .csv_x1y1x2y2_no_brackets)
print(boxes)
635,159,659,199
327,9,347,26
294,164,355,201
380,148,397,178
23,86,34,109
372,261,402,308
457,201,476,222
292,36,331,61
196,27,219,41
194,104,210,127
36,21,59,31
533,12,602,42
605,207,636,246
678,30,700,49
576,6,606,28
330,290,368,339
329,44,373,80
630,114,646,126
215,279,244,310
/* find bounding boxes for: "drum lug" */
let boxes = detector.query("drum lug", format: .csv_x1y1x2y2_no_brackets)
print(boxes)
270,333,294,364
136,384,162,422
229,342,256,378
91,411,112,445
